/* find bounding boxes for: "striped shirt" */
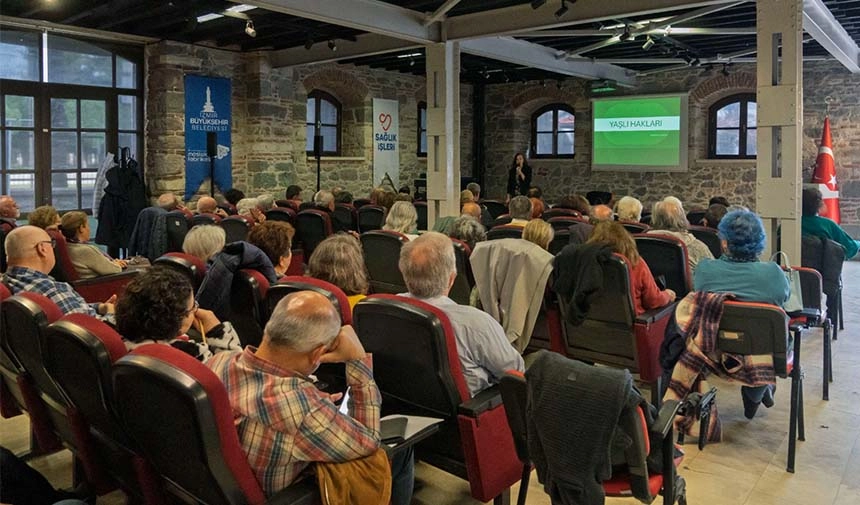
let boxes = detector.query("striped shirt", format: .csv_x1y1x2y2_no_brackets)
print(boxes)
1,266,98,317
206,347,381,496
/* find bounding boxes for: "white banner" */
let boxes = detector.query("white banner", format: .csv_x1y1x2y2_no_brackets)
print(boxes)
372,98,399,188
593,116,680,132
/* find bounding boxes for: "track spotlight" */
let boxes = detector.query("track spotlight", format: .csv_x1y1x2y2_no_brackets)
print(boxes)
304,36,314,50
554,0,569,19
409,57,415,67
642,35,654,51
619,25,631,41
503,72,511,83
721,64,730,76
328,39,337,51
691,57,701,66
681,53,693,65
244,20,256,37
530,0,547,9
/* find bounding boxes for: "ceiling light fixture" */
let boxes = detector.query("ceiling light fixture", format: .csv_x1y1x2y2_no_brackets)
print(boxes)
244,20,256,38
721,64,730,76
531,0,547,9
304,36,314,50
619,25,632,41
196,12,222,23
554,0,569,19
642,35,654,50
328,39,337,51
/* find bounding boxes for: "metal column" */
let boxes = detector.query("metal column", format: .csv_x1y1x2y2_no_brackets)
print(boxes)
425,42,461,229
756,0,803,262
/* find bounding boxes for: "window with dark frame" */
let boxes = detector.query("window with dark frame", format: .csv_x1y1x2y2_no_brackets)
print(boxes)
708,93,757,159
417,101,427,157
531,104,575,158
0,29,143,214
306,90,341,156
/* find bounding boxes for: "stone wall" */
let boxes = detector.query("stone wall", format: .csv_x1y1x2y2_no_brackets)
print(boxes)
482,61,860,237
145,41,473,205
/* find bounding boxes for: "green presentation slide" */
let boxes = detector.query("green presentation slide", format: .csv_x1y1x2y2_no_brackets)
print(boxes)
592,96,682,166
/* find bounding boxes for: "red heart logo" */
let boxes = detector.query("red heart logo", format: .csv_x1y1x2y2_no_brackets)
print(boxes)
379,113,392,132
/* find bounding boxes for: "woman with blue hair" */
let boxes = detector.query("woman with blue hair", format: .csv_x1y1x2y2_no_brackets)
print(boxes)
694,209,790,419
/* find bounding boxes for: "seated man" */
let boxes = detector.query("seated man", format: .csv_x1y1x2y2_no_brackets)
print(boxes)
207,291,413,504
647,198,713,273
507,196,532,228
591,204,614,223
801,187,859,259
157,192,185,212
0,195,19,233
399,232,524,395
196,196,228,217
313,190,352,233
461,202,481,221
1,226,113,318
285,184,303,205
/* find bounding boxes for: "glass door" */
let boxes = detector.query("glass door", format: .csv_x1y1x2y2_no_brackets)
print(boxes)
1,94,38,212
48,97,107,211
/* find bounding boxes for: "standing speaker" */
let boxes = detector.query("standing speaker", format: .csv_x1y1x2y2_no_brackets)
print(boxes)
206,131,217,158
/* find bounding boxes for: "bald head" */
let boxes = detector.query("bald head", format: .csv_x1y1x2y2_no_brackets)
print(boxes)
197,196,218,214
4,226,55,273
399,232,456,298
264,291,341,352
461,202,481,220
0,196,19,219
157,192,181,211
592,205,614,222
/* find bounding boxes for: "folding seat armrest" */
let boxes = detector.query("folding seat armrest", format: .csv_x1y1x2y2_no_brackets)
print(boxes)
652,399,682,439
787,308,820,320
458,385,504,417
635,302,677,325
265,479,319,505
73,270,140,303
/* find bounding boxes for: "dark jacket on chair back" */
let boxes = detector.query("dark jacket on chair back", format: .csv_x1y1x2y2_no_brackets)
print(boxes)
197,241,278,320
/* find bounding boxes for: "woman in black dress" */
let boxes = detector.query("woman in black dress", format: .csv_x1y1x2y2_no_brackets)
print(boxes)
507,152,532,200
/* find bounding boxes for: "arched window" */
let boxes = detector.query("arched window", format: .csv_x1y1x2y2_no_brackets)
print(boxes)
708,93,756,159
306,90,341,156
531,104,575,158
417,101,427,157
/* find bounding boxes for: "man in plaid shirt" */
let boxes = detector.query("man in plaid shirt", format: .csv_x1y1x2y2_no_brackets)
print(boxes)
207,291,414,504
1,226,114,318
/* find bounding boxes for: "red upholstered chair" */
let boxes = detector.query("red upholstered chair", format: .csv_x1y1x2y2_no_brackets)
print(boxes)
360,230,409,294
0,283,26,420
621,220,650,234
541,208,581,220
43,314,162,501
226,269,270,348
220,215,253,243
357,204,385,233
285,249,305,276
449,239,474,305
112,344,318,505
153,252,208,290
688,225,722,259
164,210,190,253
295,209,333,260
487,224,523,241
268,276,352,325
481,200,508,220
46,229,138,303
546,216,582,232
265,207,296,224
353,295,521,504
634,233,693,299
333,203,358,232
192,213,223,227
717,301,802,473
499,368,687,505
555,253,675,406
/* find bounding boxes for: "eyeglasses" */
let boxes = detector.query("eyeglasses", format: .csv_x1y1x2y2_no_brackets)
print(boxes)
183,300,199,316
36,239,56,249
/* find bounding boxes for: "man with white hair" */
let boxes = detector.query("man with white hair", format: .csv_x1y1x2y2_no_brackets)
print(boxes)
615,196,643,222
507,196,533,228
0,195,20,233
313,190,352,233
256,194,275,211
399,232,524,395
207,291,414,504
647,199,713,273
1,226,114,317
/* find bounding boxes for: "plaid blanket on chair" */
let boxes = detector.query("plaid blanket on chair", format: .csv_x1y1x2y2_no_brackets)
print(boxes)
664,291,777,442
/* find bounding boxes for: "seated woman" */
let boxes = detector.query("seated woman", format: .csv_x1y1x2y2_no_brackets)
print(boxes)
59,211,127,280
116,267,241,361
382,201,419,240
308,234,370,310
28,205,61,231
247,221,294,277
647,198,713,273
449,215,486,251
694,210,789,419
587,221,676,315
182,225,226,263
801,187,859,259
522,219,554,251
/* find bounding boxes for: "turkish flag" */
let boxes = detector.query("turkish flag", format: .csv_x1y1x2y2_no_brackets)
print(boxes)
811,117,840,223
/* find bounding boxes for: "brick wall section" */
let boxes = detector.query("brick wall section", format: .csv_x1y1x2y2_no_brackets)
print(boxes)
145,41,473,205
482,61,860,238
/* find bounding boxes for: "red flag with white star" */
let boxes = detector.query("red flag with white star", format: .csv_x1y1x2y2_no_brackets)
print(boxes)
811,117,840,223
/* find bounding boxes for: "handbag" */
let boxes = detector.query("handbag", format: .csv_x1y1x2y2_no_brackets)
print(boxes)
771,251,803,313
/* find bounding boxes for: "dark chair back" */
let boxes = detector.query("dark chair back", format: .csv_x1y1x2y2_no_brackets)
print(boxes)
0,229,6,273
268,276,352,325
542,208,580,220
487,225,524,241
216,203,236,216
353,198,371,209
357,205,385,233
620,220,649,234
165,210,190,253
634,233,692,298
482,200,508,220
450,239,474,305
277,200,300,212
192,213,222,227
689,225,722,258
548,229,570,255
547,216,582,232
226,269,270,348
295,209,333,260
154,252,208,290
492,214,513,227
0,284,26,420
360,230,409,294
586,191,612,205
333,204,358,232
567,220,594,245
686,210,706,227
219,216,252,243
801,234,844,335
640,213,652,225
718,301,790,377
265,207,296,224
414,201,428,230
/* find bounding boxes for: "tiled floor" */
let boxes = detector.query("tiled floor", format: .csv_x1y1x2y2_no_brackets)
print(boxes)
2,262,858,505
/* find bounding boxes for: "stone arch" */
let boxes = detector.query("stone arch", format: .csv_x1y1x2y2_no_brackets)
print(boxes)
691,72,756,106
510,84,572,112
302,67,369,108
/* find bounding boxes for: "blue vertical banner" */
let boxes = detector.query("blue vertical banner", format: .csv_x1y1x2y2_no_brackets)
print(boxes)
184,75,232,200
